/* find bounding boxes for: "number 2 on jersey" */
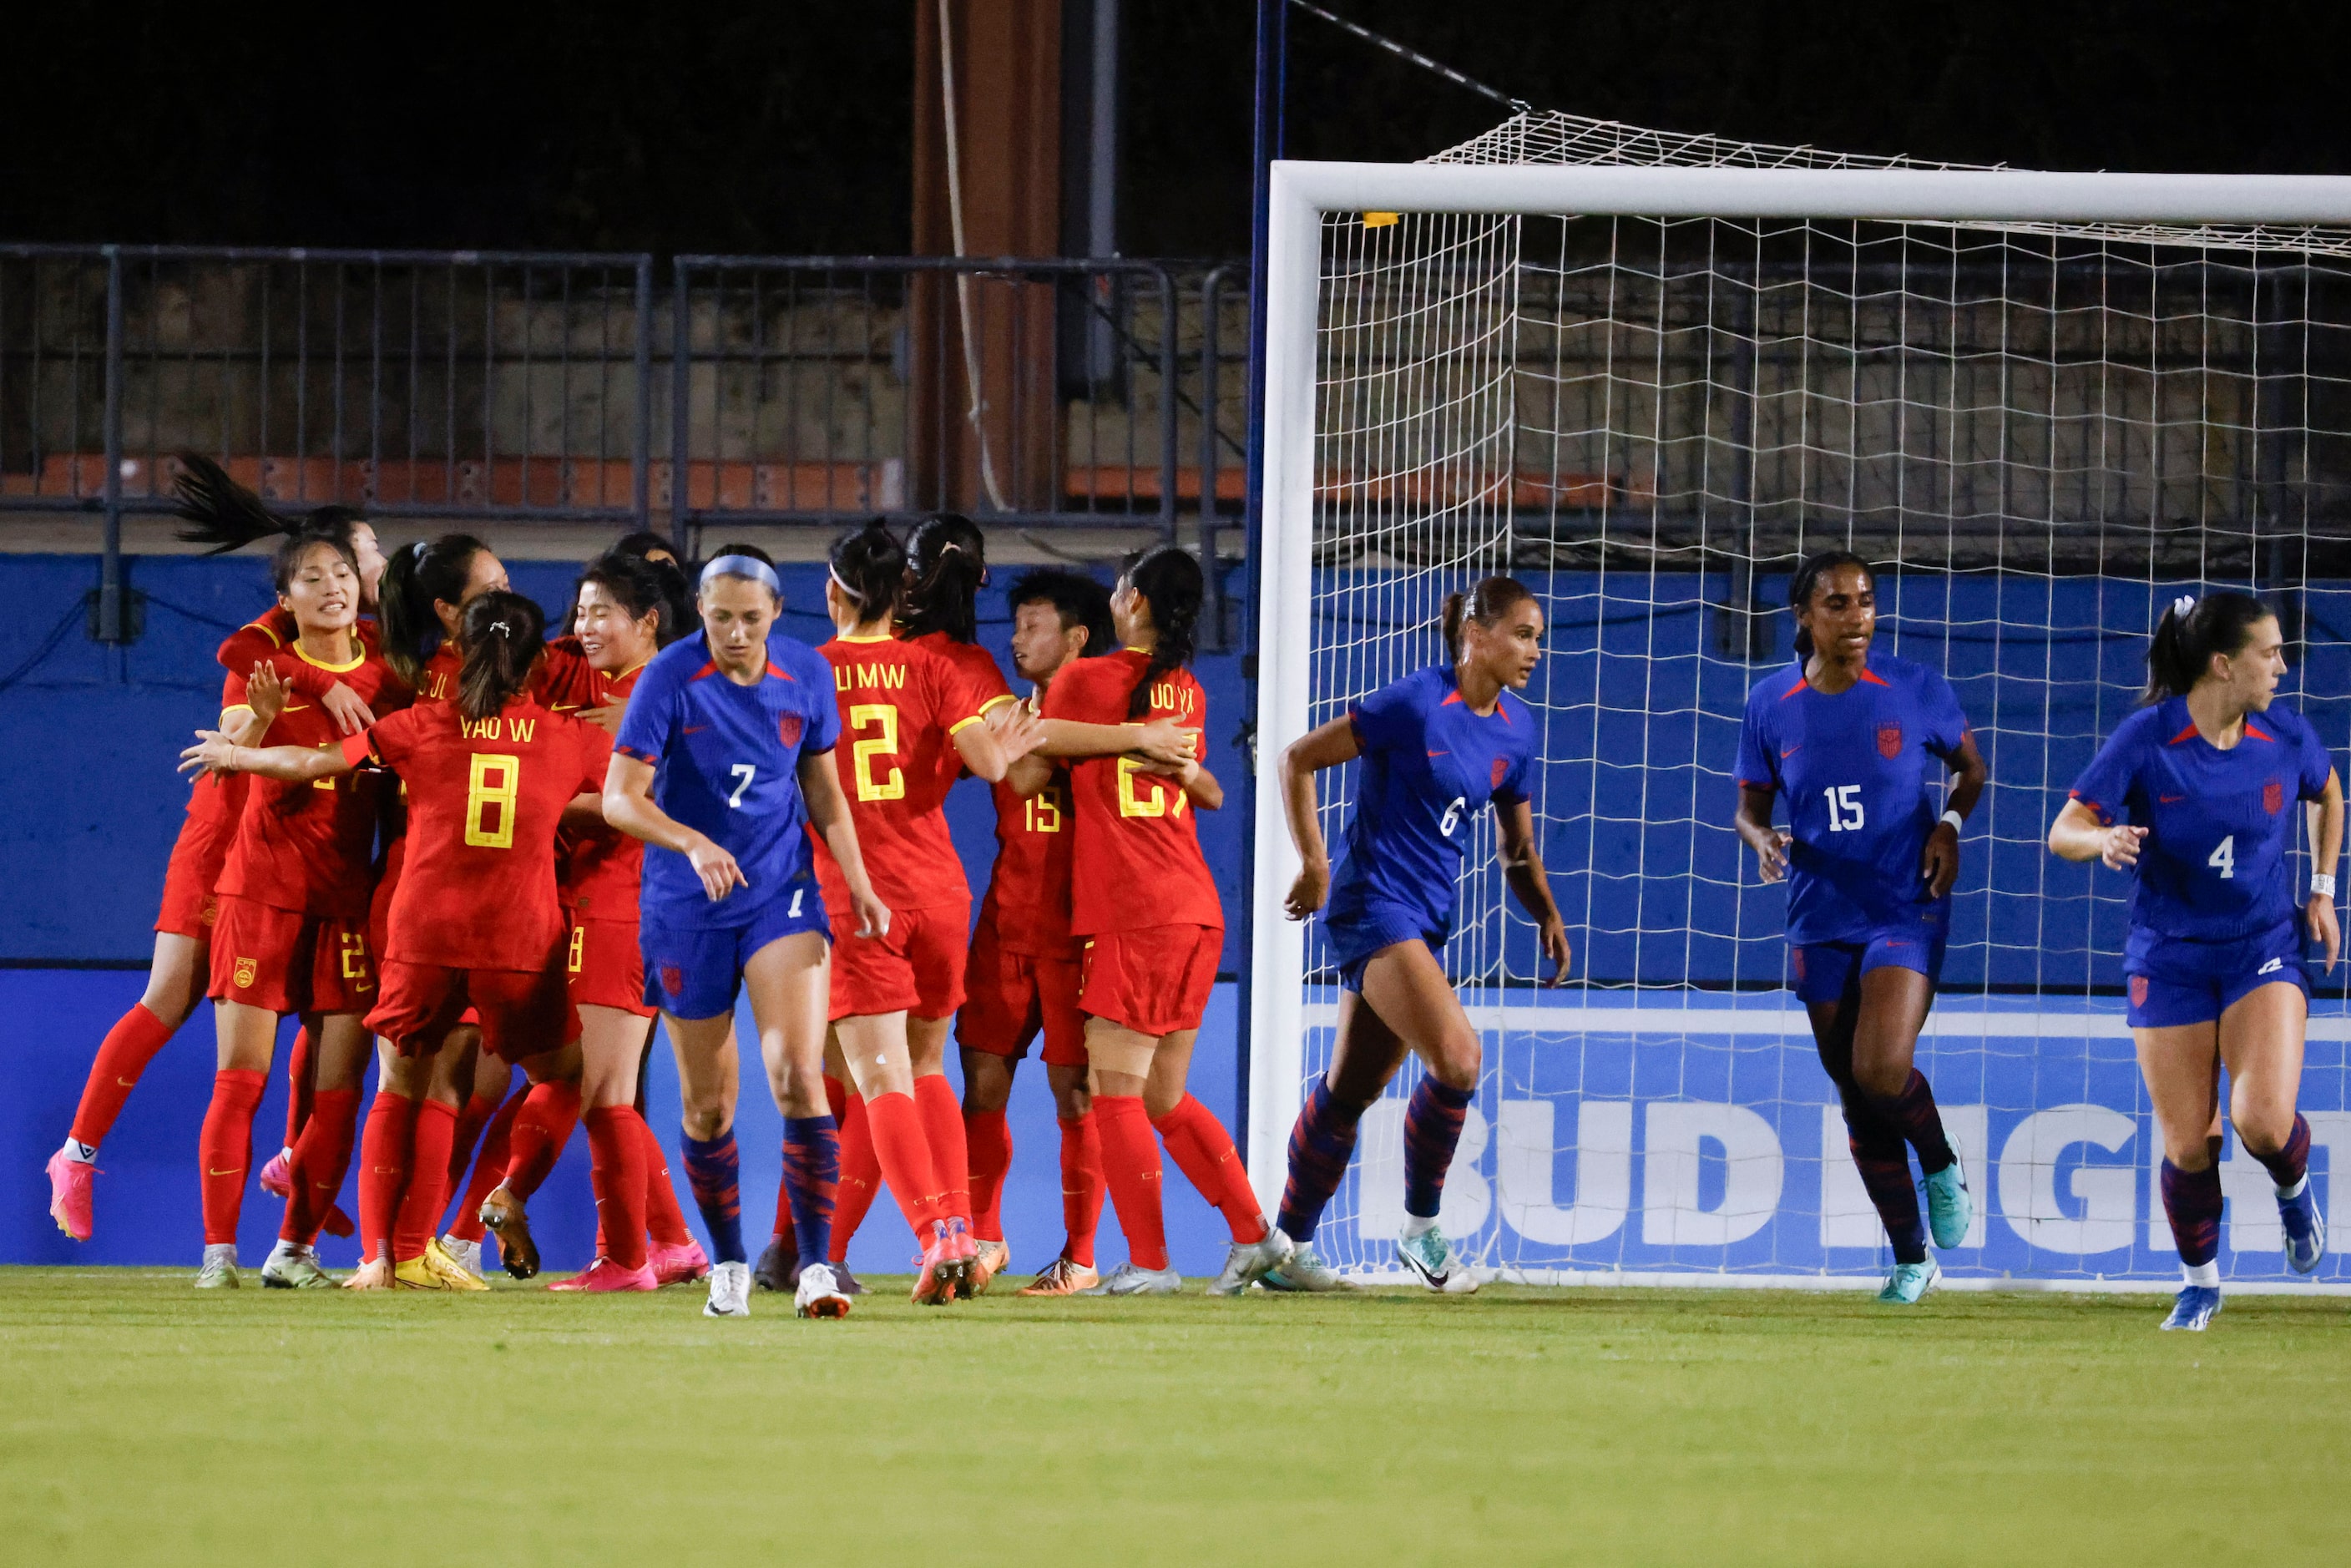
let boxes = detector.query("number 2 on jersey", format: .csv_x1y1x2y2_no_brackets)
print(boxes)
2209,834,2235,879
1822,784,1865,832
850,704,904,802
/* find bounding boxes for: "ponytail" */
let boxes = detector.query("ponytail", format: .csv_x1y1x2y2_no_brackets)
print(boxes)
1787,549,1873,659
2141,589,2273,705
174,450,367,561
899,513,988,643
379,532,488,685
827,519,905,626
1443,574,1536,661
1122,546,1203,718
456,591,546,722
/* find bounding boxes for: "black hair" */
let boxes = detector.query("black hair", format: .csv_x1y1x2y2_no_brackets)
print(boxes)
705,540,776,568
270,531,359,596
1004,568,1115,660
574,550,673,644
827,520,904,625
1787,549,1874,660
2141,589,2276,705
456,590,546,723
607,532,694,640
613,529,682,565
1121,546,1203,718
172,451,367,558
380,532,491,685
1441,575,1537,660
899,513,988,643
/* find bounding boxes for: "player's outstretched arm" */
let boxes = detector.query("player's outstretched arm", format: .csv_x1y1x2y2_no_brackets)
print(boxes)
1920,731,1990,899
2047,798,2145,869
1498,797,1570,986
1136,754,1223,809
1280,716,1358,919
600,751,749,903
801,747,889,938
2308,767,2343,972
952,701,1044,783
179,731,356,785
1035,716,1194,765
1732,783,1792,883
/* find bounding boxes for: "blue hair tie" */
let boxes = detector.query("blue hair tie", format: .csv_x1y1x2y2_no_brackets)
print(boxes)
700,554,781,597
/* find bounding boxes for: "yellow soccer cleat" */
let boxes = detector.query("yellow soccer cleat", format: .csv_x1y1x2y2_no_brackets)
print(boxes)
392,1256,449,1291
423,1236,491,1292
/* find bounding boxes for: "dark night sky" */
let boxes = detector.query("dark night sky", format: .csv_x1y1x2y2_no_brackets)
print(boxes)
7,2,2349,258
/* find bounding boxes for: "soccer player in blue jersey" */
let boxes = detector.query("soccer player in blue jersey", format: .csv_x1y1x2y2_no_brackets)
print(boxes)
1732,550,1986,1305
1271,576,1572,1293
603,544,890,1320
2049,590,2341,1332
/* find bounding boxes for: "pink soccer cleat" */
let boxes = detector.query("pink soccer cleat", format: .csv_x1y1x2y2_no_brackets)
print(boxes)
910,1220,970,1306
46,1151,95,1242
549,1257,658,1292
648,1238,710,1287
258,1149,293,1199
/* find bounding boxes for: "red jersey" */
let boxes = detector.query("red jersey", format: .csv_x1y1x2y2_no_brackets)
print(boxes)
532,636,648,919
907,630,1015,797
411,644,462,706
346,696,612,969
981,746,1078,957
810,633,989,912
1040,650,1221,933
215,638,405,919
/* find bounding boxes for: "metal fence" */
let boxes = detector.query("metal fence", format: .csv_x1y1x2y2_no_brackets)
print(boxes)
0,243,1251,640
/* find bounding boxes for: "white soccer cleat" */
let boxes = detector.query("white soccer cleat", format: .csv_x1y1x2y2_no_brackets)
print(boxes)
437,1234,484,1281
195,1242,240,1289
260,1241,336,1289
703,1258,752,1318
1207,1227,1296,1297
1078,1262,1182,1297
1397,1222,1479,1294
794,1262,852,1319
1259,1242,1356,1293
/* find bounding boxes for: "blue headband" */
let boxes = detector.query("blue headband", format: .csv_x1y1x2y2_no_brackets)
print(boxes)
700,554,781,596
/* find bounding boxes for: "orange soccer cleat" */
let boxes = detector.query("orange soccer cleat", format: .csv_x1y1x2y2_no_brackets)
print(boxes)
1016,1256,1101,1297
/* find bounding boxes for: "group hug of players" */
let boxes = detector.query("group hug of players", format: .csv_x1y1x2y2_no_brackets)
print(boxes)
36,461,2340,1331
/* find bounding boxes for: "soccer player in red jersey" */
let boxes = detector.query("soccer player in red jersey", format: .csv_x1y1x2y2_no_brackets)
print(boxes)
811,521,1039,1302
186,591,624,1289
1037,547,1289,1296
182,532,407,1288
955,569,1118,1295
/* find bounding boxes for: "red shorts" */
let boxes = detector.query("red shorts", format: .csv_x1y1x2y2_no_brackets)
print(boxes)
828,898,969,1022
208,895,377,1015
367,959,577,1064
1079,923,1222,1038
154,811,232,939
957,915,1085,1068
567,916,654,1017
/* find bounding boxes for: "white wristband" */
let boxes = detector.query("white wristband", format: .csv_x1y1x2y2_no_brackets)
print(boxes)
1939,809,1964,835
2313,873,2337,900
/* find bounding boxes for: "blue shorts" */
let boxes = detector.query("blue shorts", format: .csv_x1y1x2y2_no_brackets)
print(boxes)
2126,918,2308,1029
1792,922,1946,1006
1325,899,1445,994
640,878,830,1021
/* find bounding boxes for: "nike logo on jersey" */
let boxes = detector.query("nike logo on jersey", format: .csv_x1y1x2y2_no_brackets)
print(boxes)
1781,746,1801,759
2258,957,2284,975
1427,750,1449,757
2159,793,2187,804
684,724,710,734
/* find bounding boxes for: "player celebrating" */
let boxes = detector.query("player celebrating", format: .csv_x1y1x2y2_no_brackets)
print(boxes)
1038,546,1282,1297
1732,551,1984,1306
958,569,1116,1295
604,544,888,1319
1273,575,1571,1294
810,520,1037,1304
2049,590,2340,1331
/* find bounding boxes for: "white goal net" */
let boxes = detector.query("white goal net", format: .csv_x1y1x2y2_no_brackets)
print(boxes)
1247,109,2351,1288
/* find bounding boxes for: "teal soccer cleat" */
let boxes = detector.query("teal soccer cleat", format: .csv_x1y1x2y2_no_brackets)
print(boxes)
1876,1258,1939,1304
1924,1156,1973,1251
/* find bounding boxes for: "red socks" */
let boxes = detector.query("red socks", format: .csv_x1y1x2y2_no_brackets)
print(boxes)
584,1107,650,1271
447,1087,524,1243
197,1068,266,1245
640,1115,694,1248
446,1092,503,1187
356,1092,419,1262
69,1001,178,1149
862,1090,948,1236
279,1088,360,1245
500,1080,581,1200
913,1074,970,1222
830,1085,881,1262
1153,1093,1267,1244
281,1025,314,1151
392,1100,458,1263
966,1107,1012,1243
1093,1095,1167,1271
1058,1111,1105,1267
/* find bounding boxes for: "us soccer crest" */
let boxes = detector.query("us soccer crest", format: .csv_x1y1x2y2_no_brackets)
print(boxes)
778,713,802,748
2131,975,2149,1007
232,956,258,989
1877,721,1904,760
1490,756,1509,790
2265,778,2284,815
661,964,683,997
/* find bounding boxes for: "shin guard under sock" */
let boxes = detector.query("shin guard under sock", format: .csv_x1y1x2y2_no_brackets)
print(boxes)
1092,1095,1167,1271
69,1001,178,1149
197,1069,267,1246
356,1093,419,1263
830,1085,882,1261
781,1115,840,1272
391,1100,458,1263
279,1087,360,1246
500,1080,582,1200
1152,1094,1267,1243
680,1130,745,1265
1278,1075,1368,1245
584,1107,650,1271
862,1091,948,1237
1401,1077,1475,1222
1057,1111,1105,1267
965,1106,1012,1243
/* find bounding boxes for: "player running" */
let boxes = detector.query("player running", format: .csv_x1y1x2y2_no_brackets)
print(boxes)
809,521,1038,1304
2048,590,2340,1331
1273,575,1571,1294
604,544,888,1319
1037,546,1282,1297
958,569,1117,1296
1733,550,1985,1306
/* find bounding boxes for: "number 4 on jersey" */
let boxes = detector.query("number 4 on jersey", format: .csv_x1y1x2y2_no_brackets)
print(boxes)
2209,834,2234,879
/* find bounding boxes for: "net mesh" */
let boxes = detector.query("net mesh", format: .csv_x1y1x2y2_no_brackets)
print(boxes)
1292,110,2351,1285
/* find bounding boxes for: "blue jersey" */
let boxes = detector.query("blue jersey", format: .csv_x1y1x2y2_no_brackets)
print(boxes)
2068,695,2333,945
614,633,841,930
1734,653,1969,947
1324,664,1535,944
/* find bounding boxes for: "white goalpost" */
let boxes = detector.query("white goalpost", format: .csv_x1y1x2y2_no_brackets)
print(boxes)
1247,120,2351,1289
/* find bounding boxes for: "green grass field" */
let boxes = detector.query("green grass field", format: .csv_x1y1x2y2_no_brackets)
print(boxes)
2,1268,2345,1566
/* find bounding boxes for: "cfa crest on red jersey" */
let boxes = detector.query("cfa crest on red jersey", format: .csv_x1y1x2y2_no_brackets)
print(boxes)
2265,778,2284,815
778,713,803,749
1490,756,1509,791
1877,721,1903,760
